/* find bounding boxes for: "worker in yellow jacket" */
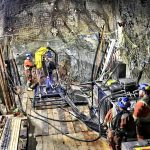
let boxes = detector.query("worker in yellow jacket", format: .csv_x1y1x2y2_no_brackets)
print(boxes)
35,47,48,83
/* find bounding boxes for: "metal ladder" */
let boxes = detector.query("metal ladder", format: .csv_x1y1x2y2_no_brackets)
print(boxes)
98,39,116,81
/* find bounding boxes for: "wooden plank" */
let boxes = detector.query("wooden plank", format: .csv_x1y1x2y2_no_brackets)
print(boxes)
79,106,88,132
9,118,21,150
82,131,96,150
72,132,88,150
9,119,17,150
47,109,56,135
0,46,15,110
82,105,90,116
92,26,105,80
30,109,43,136
88,131,109,150
52,134,69,150
26,98,31,115
36,137,43,150
41,109,49,136
9,119,20,150
22,93,28,112
57,134,70,150
75,106,89,132
99,137,110,150
58,108,69,134
63,108,75,134
88,132,102,150
27,90,34,99
62,133,78,150
35,109,43,136
42,136,55,150
81,131,109,150
0,61,11,111
82,105,93,131
52,108,61,134
51,134,57,149
68,107,82,133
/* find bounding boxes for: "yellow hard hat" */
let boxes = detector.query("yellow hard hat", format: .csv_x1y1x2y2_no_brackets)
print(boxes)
107,79,117,86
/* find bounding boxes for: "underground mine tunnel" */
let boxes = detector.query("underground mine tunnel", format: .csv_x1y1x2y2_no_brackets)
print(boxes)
0,0,150,150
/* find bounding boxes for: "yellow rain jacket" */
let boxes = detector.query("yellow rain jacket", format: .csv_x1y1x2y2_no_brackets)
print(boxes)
35,47,48,69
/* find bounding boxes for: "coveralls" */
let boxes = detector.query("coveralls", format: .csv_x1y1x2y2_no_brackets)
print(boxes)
104,107,135,150
133,95,150,140
24,59,33,85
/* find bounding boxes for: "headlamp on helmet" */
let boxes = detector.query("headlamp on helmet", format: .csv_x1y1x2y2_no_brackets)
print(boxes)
25,53,32,59
138,84,150,91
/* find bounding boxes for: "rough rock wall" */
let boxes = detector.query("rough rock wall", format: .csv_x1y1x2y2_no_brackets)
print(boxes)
0,0,5,37
118,0,150,83
0,0,150,82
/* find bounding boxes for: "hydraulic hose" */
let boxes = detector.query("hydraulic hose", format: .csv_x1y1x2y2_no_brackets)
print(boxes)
19,95,101,142
97,90,127,125
60,93,101,132
97,90,138,125
33,110,78,122
26,95,101,142
98,90,127,112
28,113,101,142
97,89,139,139
27,92,101,142
25,91,101,142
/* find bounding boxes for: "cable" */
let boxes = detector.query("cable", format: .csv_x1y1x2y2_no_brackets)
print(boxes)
23,90,101,142
97,89,138,125
26,91,97,124
24,93,79,122
14,64,101,136
59,107,79,119
59,92,102,133
27,113,100,142
33,110,78,122
97,89,139,140
16,88,102,142
97,90,127,124
24,88,102,142
10,56,102,142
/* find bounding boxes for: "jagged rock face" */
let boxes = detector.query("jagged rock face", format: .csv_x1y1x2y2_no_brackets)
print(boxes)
0,0,150,82
118,0,150,83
